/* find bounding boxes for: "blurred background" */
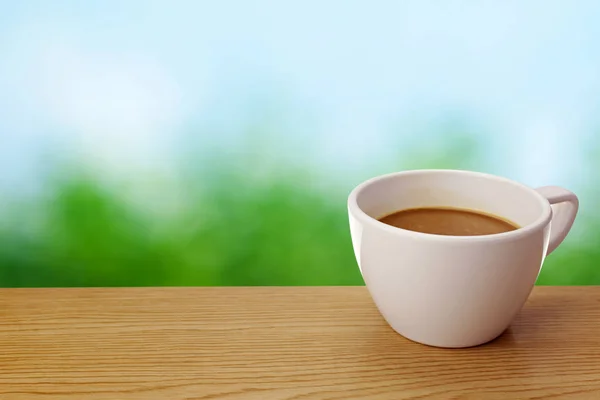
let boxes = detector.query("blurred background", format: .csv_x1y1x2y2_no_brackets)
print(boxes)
1,1,599,287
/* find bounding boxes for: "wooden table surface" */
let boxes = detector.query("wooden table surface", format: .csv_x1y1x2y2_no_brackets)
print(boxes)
1,287,600,400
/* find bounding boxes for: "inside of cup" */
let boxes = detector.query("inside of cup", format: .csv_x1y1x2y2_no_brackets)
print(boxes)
356,170,547,229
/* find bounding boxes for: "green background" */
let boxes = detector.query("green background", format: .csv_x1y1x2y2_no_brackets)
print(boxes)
1,129,598,287
1,2,599,287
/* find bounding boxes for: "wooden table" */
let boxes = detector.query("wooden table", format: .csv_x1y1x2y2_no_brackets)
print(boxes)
1,287,600,399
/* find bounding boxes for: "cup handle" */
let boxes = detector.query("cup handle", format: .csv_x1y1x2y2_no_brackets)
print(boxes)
534,186,579,255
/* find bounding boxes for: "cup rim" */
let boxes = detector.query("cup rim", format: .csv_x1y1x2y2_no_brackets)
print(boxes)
348,169,553,242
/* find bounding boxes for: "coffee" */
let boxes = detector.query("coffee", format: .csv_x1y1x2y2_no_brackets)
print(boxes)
378,207,519,236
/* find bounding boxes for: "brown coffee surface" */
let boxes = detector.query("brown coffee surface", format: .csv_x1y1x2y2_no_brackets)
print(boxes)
378,207,519,236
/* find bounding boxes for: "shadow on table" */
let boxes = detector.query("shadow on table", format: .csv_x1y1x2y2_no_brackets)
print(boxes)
352,291,599,398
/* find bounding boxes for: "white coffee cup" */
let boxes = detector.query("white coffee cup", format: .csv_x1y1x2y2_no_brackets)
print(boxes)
348,169,578,348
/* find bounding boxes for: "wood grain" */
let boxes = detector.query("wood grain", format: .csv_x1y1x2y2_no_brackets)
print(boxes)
1,287,600,399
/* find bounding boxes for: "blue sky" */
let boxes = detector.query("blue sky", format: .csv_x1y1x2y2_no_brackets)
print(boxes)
1,1,600,193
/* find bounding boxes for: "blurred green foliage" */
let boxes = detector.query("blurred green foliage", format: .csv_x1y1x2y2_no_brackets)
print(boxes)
0,123,597,287
0,161,361,287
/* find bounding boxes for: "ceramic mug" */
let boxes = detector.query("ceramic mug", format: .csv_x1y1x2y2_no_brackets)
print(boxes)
347,169,579,348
